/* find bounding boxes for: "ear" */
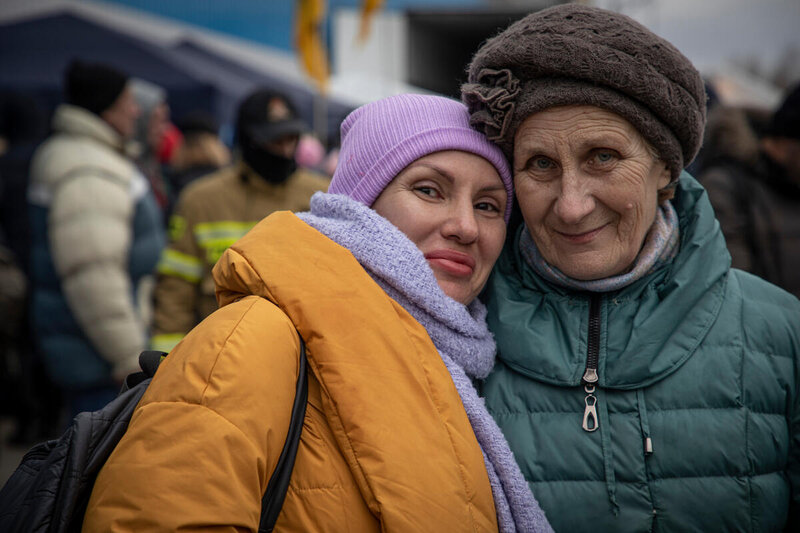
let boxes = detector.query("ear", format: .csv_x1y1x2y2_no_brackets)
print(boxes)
655,163,675,204
656,162,671,190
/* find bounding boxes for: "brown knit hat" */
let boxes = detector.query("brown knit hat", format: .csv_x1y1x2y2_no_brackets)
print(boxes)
462,4,706,181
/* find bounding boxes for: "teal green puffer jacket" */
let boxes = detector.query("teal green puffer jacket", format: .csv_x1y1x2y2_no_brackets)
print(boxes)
482,173,800,533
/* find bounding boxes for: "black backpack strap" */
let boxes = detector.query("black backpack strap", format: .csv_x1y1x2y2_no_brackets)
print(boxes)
258,333,308,532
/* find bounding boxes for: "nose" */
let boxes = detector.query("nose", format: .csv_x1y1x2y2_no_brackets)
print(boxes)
553,170,595,224
441,199,479,244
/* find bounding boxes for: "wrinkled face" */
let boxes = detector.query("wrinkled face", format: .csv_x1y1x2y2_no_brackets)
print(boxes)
513,105,671,280
101,86,140,140
372,150,508,305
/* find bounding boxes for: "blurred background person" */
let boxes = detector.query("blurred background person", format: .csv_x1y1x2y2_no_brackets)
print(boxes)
0,92,62,444
700,82,800,297
129,77,172,215
27,60,165,419
166,110,231,207
150,88,329,353
0,92,48,276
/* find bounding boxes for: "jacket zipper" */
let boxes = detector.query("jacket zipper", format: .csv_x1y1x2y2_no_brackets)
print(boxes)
582,294,601,432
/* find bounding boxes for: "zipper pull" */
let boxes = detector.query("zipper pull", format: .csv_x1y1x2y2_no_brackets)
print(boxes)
644,437,654,455
582,384,599,432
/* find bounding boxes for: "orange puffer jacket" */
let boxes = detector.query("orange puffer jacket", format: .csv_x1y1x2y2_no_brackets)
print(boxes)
83,211,498,532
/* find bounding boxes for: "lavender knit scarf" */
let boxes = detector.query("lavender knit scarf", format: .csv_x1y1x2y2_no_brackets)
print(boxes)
297,193,551,533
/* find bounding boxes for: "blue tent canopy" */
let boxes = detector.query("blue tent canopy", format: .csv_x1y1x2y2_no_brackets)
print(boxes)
0,11,216,121
0,10,354,145
165,39,353,145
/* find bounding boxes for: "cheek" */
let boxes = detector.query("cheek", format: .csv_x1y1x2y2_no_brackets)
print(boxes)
615,190,658,246
482,224,507,263
514,179,549,223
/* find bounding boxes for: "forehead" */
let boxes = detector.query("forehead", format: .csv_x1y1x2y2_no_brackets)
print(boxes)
403,150,505,187
514,105,642,148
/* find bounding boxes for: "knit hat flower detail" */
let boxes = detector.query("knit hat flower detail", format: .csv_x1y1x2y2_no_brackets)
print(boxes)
462,68,520,145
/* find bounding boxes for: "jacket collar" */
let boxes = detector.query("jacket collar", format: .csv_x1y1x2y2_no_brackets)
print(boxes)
486,172,730,388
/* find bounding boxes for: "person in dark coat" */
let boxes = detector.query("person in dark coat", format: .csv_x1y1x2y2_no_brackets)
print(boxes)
0,92,62,443
700,83,800,297
0,92,48,273
165,110,231,204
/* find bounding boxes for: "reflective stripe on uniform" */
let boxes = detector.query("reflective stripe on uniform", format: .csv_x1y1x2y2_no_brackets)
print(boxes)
194,221,259,264
194,221,257,247
157,248,204,283
150,333,185,353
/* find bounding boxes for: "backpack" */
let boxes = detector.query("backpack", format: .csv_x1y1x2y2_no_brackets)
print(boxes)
0,335,308,533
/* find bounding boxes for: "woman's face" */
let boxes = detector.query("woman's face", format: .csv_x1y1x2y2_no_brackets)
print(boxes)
513,105,671,280
372,150,508,305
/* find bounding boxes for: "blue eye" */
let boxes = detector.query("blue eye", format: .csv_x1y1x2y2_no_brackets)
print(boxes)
527,156,554,171
593,150,617,164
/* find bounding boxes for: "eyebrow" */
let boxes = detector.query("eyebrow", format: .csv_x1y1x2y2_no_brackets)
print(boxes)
408,161,507,192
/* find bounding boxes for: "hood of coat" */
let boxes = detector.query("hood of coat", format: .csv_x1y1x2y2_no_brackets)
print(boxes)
485,172,730,389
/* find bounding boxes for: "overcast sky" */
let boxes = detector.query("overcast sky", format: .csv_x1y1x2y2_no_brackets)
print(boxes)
593,0,800,73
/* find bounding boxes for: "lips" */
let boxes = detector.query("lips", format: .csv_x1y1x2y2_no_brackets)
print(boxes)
425,249,476,277
556,224,607,244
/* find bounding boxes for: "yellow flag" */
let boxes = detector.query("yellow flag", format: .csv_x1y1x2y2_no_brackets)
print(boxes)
295,0,329,92
357,0,384,44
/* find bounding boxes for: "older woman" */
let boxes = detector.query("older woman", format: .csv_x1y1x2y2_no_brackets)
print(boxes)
462,5,800,532
84,94,551,532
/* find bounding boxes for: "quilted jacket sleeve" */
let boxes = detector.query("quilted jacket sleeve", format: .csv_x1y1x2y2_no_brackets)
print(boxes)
49,171,145,380
83,295,301,532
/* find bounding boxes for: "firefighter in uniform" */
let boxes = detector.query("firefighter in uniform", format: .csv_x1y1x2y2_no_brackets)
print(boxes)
150,89,329,352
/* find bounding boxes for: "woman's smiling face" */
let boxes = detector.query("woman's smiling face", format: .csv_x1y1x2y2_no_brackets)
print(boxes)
372,150,508,305
513,105,671,280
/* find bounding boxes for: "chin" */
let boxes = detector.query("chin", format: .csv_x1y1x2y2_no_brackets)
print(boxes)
442,286,471,305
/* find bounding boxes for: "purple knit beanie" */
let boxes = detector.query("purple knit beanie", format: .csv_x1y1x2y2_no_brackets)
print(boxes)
328,93,514,222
